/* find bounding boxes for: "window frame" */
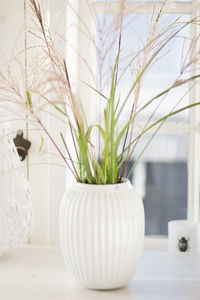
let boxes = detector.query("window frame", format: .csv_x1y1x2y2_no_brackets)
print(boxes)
71,0,200,249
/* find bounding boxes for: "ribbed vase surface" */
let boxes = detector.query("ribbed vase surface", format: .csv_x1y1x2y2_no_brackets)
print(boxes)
59,179,144,290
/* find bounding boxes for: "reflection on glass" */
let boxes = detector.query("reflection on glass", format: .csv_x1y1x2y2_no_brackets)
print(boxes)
95,10,190,236
124,133,188,236
97,13,191,122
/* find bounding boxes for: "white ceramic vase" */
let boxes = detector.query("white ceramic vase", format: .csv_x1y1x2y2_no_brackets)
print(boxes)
59,179,144,290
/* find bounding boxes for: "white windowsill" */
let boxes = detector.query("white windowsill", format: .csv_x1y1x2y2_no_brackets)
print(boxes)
144,236,168,250
0,246,199,300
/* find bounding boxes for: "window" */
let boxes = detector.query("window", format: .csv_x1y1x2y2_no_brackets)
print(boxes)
2,0,199,247
72,0,200,249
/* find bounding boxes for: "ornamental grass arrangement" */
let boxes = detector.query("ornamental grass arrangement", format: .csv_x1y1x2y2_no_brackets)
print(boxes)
1,0,200,184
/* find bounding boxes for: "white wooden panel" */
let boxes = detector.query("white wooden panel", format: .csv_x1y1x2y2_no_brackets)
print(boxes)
0,0,52,245
48,0,68,245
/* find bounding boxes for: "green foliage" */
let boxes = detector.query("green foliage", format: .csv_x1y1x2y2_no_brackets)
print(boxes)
28,0,200,184
58,18,200,184
26,90,32,108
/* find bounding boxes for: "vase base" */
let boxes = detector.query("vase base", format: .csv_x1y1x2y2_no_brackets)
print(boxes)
85,285,126,291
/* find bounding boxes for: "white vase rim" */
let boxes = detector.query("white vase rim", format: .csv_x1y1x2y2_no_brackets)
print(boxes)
73,178,132,191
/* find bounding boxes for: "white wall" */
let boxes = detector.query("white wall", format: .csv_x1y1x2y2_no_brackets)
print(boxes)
0,0,68,245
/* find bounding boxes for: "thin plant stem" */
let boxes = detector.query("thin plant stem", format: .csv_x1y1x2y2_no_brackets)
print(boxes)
34,113,77,179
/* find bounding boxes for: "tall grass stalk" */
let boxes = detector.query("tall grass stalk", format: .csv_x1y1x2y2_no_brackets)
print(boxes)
1,0,200,184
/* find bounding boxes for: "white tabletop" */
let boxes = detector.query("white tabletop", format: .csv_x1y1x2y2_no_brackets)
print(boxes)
0,246,199,300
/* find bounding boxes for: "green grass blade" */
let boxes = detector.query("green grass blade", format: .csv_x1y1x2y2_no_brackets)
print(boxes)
119,102,200,162
77,126,94,183
136,74,200,116
38,136,44,152
60,132,80,180
115,20,192,124
26,90,32,108
95,161,106,184
30,90,67,116
81,80,109,101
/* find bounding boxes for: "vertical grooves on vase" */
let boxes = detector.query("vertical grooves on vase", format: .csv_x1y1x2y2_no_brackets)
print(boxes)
60,182,144,290
117,192,123,284
105,190,109,284
99,191,104,284
111,191,115,282
113,191,121,285
109,192,117,281
84,190,91,285
77,190,86,283
82,189,95,287
61,191,71,266
87,191,92,285
98,191,104,285
94,190,100,285
68,192,81,279
72,194,79,279
123,191,130,279
95,190,101,285
87,189,95,285
117,191,124,284
62,191,74,273
60,193,68,264
104,192,112,282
